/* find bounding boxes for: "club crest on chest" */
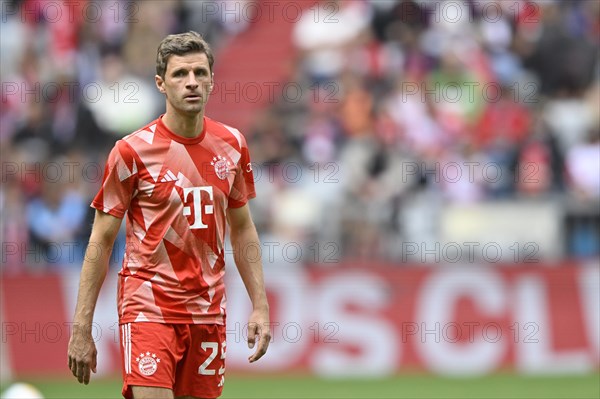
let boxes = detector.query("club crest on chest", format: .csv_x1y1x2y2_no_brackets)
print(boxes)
211,155,231,180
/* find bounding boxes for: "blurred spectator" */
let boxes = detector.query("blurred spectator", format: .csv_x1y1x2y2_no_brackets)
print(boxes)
425,48,486,141
26,167,87,269
513,118,564,197
564,128,600,259
542,89,597,155
293,0,372,81
85,52,162,137
385,75,444,157
474,85,532,150
439,143,488,203
524,1,598,96
11,101,54,151
565,129,600,200
0,177,30,274
2,0,600,269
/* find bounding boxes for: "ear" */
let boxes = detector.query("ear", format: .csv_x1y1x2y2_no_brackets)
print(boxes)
155,75,166,94
209,72,215,92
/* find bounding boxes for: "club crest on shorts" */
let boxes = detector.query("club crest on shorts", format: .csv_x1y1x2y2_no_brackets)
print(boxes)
211,155,231,180
136,352,160,376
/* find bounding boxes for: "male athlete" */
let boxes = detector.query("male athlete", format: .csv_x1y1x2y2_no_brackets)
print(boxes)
67,31,271,399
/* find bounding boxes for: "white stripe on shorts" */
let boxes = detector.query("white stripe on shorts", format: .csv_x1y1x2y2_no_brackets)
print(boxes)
122,323,131,374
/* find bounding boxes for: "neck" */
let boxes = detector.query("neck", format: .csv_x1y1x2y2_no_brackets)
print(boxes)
162,109,204,138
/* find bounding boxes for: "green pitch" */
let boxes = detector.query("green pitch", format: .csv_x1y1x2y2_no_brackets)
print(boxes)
1,373,598,398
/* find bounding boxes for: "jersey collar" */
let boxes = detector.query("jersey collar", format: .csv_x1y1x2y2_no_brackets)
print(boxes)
157,114,207,145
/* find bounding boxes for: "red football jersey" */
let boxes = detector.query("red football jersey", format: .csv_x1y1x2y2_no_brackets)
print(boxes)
92,116,256,325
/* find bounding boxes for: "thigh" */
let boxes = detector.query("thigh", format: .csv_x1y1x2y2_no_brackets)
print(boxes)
131,386,174,399
174,324,226,399
119,323,187,399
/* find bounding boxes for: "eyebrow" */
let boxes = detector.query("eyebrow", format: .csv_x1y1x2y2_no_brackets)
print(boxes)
171,66,209,75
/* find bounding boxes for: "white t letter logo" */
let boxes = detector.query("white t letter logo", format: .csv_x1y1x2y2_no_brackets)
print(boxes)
183,186,213,229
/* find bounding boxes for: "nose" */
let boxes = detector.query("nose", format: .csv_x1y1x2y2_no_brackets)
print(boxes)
185,71,198,89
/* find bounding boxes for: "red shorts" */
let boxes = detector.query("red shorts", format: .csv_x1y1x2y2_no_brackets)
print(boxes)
119,322,226,399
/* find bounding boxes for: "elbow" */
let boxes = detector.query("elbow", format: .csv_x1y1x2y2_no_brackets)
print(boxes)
89,227,119,250
230,222,256,243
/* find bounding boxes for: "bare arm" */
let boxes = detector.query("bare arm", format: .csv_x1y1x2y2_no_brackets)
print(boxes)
227,204,271,362
68,210,122,384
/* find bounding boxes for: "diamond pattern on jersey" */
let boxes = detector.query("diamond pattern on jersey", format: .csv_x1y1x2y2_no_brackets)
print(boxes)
92,116,255,325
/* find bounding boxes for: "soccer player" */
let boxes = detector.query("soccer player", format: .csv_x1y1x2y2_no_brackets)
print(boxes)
67,31,271,399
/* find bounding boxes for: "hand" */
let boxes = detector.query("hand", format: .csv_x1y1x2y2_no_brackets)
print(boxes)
67,325,98,384
247,308,271,363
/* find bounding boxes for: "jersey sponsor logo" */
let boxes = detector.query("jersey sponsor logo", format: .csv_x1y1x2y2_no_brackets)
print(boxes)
136,352,161,376
183,186,214,229
211,155,231,180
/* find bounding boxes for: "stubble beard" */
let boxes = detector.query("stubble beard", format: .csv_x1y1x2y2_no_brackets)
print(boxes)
172,96,206,116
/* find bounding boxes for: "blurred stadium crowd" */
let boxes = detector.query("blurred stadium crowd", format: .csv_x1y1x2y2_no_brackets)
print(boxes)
1,0,599,272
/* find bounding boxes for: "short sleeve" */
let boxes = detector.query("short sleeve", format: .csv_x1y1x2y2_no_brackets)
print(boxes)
228,133,256,208
91,140,138,218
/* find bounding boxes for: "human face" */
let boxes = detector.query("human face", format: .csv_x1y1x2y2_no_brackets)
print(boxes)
156,52,213,116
